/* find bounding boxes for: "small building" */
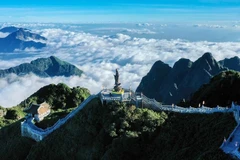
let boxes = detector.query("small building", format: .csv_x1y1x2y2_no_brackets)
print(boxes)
24,102,51,122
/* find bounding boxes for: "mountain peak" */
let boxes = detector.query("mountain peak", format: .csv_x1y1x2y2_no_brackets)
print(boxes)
233,56,240,60
224,56,240,62
150,60,171,74
30,56,82,77
49,55,58,61
200,52,213,60
10,28,46,41
173,58,192,69
0,26,19,33
136,60,172,99
193,52,221,70
0,26,47,52
49,55,67,66
136,52,227,104
18,28,25,31
0,56,83,78
219,56,240,71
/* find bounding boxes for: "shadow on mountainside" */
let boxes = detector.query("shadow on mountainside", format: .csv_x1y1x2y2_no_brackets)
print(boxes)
0,119,36,160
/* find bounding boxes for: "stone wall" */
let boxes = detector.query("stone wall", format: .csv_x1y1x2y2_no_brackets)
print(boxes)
141,94,233,114
21,95,96,141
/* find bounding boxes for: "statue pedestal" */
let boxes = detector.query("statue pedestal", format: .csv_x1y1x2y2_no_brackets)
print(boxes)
114,85,122,92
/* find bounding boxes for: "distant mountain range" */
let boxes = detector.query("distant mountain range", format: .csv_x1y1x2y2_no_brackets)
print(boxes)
0,56,83,78
0,26,19,33
137,52,240,104
0,26,47,52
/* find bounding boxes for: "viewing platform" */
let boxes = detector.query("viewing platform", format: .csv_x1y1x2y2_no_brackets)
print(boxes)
99,89,143,106
99,69,143,106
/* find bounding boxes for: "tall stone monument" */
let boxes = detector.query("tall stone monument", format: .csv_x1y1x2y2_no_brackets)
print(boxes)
114,69,122,92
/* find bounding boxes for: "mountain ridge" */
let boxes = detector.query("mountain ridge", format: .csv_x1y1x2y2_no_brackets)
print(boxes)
0,26,19,33
0,26,46,52
136,52,238,104
0,56,83,78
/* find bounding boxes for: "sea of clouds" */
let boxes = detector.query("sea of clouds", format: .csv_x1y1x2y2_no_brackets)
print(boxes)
0,23,240,107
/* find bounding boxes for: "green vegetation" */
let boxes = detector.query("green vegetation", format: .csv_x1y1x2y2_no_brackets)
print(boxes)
0,106,6,121
0,56,83,78
150,112,234,160
0,83,90,130
0,120,35,160
23,83,90,128
0,83,90,129
0,83,91,159
22,83,90,109
30,56,83,77
35,108,75,129
5,107,25,120
24,99,234,160
188,70,240,107
26,99,168,159
0,97,235,159
0,106,25,128
0,80,237,159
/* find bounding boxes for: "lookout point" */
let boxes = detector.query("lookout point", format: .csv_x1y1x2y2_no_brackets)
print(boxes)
100,69,143,106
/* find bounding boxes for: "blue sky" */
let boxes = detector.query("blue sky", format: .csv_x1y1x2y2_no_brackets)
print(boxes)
0,0,239,23
0,0,240,7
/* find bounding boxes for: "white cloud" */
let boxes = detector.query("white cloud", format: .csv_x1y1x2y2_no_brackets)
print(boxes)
0,55,42,69
193,24,226,29
91,27,156,34
22,47,39,52
0,23,57,29
0,73,102,108
136,23,153,27
125,29,156,34
0,32,10,38
1,25,240,107
233,25,240,29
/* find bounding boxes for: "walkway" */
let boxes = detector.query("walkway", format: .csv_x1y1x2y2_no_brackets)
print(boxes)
141,95,232,114
141,94,240,159
21,91,240,159
21,95,96,141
